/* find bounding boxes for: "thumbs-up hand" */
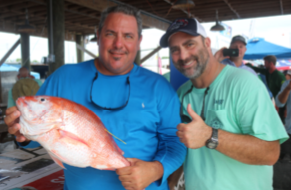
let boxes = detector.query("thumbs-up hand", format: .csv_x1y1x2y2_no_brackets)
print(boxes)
176,104,212,149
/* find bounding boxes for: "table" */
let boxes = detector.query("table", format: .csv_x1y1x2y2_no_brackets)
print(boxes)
0,147,63,190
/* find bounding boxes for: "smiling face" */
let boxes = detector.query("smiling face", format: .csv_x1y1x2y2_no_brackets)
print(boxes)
169,32,210,79
96,12,142,75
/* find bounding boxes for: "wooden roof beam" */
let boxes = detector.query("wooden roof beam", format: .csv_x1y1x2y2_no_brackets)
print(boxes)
0,0,28,8
223,0,241,18
65,0,170,31
65,21,95,31
163,0,199,20
26,0,101,20
280,0,284,14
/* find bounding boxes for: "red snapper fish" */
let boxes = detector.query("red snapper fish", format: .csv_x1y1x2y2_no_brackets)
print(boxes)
16,96,130,170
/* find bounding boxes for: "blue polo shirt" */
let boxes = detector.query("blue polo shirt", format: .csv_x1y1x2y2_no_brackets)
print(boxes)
221,59,257,76
22,60,186,190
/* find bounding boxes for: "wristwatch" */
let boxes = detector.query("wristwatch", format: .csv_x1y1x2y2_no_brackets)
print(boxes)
206,128,219,149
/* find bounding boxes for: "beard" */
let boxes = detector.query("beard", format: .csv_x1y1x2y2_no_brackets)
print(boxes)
175,48,210,79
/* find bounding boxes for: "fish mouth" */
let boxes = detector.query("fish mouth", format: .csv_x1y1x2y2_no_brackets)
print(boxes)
16,97,28,111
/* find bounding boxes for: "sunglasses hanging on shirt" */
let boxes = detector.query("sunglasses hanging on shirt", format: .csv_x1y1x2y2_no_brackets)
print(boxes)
90,72,130,110
180,85,210,123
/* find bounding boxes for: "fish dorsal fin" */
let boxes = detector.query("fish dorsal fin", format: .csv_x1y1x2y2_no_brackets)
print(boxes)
104,129,126,145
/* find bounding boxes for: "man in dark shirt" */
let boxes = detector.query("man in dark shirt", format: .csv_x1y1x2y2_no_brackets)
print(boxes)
247,55,286,122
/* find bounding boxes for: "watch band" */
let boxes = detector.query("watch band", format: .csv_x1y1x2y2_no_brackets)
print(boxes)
206,128,219,149
212,128,218,140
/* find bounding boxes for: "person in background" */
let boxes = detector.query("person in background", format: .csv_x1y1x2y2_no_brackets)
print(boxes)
283,70,291,80
247,55,286,122
159,17,288,190
214,35,257,75
7,66,42,108
4,4,186,190
276,70,291,161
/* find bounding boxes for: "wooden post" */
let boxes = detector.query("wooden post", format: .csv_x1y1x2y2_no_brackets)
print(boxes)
140,46,162,64
76,44,97,59
20,33,31,71
134,50,141,65
47,0,65,75
76,34,84,63
0,38,20,67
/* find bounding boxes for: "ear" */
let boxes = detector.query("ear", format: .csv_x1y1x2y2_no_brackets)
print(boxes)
204,37,211,49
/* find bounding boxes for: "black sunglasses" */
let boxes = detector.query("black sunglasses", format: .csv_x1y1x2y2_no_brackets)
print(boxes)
180,85,210,123
90,72,130,110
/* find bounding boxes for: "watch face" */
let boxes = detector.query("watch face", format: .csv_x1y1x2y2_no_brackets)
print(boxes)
207,142,217,149
206,139,218,149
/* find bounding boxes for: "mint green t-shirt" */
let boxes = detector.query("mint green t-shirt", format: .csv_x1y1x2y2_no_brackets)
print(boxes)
177,65,288,190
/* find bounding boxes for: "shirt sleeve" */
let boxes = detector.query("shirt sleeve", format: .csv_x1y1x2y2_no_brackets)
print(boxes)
275,80,289,107
18,141,41,148
235,73,288,144
152,80,187,186
247,65,267,75
7,90,15,108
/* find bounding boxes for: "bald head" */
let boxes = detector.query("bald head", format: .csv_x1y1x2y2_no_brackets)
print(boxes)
17,67,30,79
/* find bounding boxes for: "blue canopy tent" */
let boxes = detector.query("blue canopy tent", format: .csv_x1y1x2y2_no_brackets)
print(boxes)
244,38,291,60
0,64,40,79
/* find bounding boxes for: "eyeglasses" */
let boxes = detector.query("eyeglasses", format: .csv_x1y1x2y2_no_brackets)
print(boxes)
180,85,210,123
90,72,130,110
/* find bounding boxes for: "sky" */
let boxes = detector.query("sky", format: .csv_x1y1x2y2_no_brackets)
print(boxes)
0,14,290,71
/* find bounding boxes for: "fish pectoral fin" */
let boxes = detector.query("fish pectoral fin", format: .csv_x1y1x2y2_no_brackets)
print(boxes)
48,152,66,169
59,129,89,147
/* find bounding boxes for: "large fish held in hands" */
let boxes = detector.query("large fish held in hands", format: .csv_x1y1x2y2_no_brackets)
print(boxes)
16,96,130,170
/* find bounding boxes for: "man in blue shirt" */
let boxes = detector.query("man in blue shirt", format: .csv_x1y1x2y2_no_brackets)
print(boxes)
214,35,257,75
4,4,186,190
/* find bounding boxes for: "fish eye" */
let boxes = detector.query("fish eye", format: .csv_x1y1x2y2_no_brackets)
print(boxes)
40,98,46,102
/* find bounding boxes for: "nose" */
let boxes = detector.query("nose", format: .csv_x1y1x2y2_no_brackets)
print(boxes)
113,35,123,49
179,48,190,61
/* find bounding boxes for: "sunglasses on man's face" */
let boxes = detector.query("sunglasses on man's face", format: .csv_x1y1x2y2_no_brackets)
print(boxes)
180,85,209,123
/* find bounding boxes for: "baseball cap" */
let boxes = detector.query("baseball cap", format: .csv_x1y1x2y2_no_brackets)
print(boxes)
160,18,207,48
230,35,247,45
284,70,291,76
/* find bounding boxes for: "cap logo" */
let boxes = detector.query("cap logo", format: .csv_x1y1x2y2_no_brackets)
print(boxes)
168,19,189,32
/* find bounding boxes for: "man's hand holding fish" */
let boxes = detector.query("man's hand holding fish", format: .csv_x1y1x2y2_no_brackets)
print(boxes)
5,106,29,143
116,158,164,190
4,4,186,190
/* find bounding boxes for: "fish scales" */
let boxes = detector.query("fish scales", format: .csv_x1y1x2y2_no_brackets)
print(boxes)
16,96,130,170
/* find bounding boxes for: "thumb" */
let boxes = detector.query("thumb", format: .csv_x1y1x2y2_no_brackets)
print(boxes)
186,104,201,121
126,158,139,166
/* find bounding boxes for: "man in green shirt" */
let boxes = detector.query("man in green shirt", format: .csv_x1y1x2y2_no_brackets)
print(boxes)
160,18,288,190
249,55,285,98
247,55,286,122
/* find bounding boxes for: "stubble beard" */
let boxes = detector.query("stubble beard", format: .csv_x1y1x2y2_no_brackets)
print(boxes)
176,48,209,79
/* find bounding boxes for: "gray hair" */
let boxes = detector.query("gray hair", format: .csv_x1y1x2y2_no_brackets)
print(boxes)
98,4,142,38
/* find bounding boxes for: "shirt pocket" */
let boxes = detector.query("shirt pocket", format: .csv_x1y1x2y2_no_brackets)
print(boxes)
205,109,241,133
